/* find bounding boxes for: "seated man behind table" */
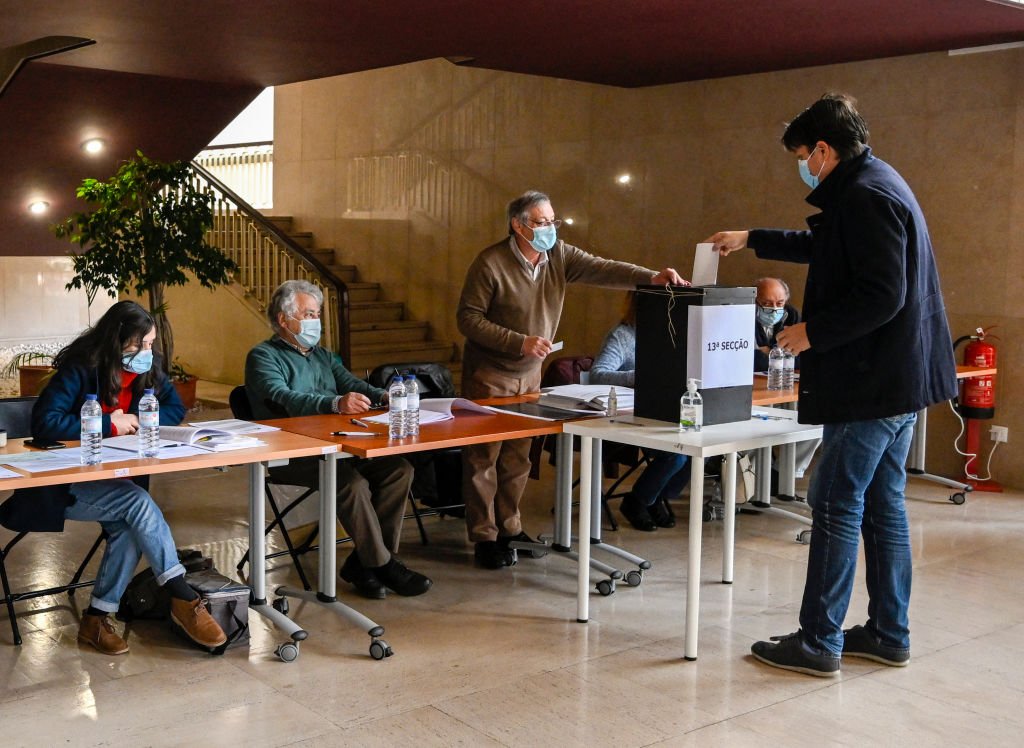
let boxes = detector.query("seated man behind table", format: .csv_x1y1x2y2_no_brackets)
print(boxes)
590,291,690,531
755,276,820,487
244,280,431,599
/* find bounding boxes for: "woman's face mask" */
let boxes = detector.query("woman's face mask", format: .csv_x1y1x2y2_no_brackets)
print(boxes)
121,348,154,374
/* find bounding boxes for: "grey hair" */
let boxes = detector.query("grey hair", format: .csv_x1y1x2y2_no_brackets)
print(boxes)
507,190,550,234
755,277,790,299
268,280,323,332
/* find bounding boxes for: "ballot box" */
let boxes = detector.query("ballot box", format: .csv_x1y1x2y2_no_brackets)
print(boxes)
635,285,755,426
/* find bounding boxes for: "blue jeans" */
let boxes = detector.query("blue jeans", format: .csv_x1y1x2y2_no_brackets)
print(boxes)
631,450,691,507
799,413,916,655
64,479,185,613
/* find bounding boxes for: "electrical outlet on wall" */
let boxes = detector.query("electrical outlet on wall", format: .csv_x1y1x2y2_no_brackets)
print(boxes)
990,425,1008,443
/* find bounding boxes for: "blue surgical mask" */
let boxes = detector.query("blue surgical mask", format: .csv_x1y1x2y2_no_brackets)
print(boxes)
757,306,786,328
293,318,322,348
121,349,153,375
527,223,557,253
799,148,825,189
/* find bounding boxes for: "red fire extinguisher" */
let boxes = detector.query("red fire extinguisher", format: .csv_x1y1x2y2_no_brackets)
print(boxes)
954,326,997,420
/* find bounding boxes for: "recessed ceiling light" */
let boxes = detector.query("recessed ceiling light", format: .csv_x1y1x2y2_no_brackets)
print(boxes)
564,217,575,225
616,174,632,185
82,138,105,154
28,200,49,214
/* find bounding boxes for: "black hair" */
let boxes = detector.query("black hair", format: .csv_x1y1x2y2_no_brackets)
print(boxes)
53,300,160,407
782,93,869,161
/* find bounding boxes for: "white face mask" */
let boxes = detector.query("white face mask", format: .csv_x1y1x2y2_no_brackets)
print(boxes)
290,317,322,348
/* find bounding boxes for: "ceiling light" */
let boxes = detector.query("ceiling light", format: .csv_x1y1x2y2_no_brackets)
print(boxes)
564,217,575,225
616,174,632,185
81,138,105,154
28,200,49,215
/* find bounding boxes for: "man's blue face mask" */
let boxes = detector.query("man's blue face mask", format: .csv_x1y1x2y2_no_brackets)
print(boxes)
526,223,557,253
799,147,826,189
757,306,787,328
292,317,322,348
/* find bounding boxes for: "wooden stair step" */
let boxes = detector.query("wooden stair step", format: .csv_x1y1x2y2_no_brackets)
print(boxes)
349,301,404,323
264,215,294,231
346,282,380,303
350,320,428,344
328,264,357,282
288,231,314,248
349,340,454,371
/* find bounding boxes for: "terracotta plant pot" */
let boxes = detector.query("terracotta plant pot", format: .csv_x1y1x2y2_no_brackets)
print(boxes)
173,375,198,409
19,365,54,396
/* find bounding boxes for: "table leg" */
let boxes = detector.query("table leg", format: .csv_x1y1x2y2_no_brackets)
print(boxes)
685,453,704,661
722,451,736,584
318,452,337,600
577,435,593,623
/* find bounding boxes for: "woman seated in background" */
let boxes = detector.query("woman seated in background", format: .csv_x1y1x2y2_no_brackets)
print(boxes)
590,292,690,531
5,300,226,654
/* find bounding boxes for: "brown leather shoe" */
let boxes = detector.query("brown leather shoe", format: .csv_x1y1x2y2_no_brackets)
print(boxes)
78,612,129,655
170,597,227,648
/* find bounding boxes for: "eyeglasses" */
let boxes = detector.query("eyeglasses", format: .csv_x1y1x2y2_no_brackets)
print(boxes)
757,301,786,309
291,310,321,321
524,218,563,229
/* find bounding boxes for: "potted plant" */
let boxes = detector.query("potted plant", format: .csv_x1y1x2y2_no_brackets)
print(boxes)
169,358,198,409
53,151,237,378
0,351,55,396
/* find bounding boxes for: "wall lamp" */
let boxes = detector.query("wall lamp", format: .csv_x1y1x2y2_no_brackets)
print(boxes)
28,200,50,215
81,138,105,154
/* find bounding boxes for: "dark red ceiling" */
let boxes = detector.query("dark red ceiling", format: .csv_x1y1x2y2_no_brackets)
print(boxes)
2,0,1023,256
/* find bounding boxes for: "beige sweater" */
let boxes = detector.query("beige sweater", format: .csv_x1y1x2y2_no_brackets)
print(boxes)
457,238,656,374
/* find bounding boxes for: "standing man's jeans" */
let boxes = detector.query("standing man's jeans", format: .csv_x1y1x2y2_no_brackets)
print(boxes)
799,413,917,656
64,479,185,613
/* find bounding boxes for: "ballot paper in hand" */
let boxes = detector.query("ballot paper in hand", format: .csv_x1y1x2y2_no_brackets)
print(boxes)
691,242,719,286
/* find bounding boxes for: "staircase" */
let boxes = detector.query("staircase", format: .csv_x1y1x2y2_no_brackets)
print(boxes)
263,215,456,377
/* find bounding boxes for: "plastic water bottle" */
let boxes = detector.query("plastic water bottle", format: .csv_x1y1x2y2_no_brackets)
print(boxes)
679,378,703,432
138,388,160,457
388,375,407,439
607,386,618,417
80,394,103,465
781,350,795,390
767,345,785,390
404,373,420,437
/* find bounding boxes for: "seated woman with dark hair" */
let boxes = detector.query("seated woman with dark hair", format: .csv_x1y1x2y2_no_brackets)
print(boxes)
2,300,226,654
590,292,690,531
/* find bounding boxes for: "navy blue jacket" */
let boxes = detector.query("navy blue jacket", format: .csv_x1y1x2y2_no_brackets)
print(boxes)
749,148,956,424
0,365,184,532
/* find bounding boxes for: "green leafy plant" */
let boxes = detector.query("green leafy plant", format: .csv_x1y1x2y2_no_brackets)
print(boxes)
54,151,237,376
168,358,195,383
0,351,54,379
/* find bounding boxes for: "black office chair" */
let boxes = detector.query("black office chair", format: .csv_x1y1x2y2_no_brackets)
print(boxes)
0,396,106,645
229,385,334,591
366,362,465,545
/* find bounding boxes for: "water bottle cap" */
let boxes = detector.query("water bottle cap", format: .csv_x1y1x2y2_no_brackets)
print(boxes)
86,393,98,400
405,374,415,380
143,388,154,395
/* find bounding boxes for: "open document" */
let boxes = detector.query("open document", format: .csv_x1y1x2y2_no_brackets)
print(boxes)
362,397,495,426
538,384,634,414
104,424,266,453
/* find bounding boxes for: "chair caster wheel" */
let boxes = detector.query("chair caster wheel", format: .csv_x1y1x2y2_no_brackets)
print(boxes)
596,579,615,596
276,642,299,662
369,639,393,660
796,529,812,545
949,492,966,505
625,570,643,587
273,597,289,615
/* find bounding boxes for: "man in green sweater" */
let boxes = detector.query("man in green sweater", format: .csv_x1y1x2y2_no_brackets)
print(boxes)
456,190,686,568
245,280,431,599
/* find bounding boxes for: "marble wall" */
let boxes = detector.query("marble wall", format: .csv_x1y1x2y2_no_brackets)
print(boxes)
273,49,1024,488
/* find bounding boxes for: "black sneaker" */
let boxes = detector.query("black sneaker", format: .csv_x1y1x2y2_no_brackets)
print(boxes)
339,552,386,599
374,557,432,597
498,530,542,559
842,624,910,667
649,500,676,528
474,540,516,569
620,496,657,532
751,631,840,677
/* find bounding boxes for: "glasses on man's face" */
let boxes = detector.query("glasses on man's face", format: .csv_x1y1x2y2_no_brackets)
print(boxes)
292,310,321,321
757,301,786,309
525,217,562,229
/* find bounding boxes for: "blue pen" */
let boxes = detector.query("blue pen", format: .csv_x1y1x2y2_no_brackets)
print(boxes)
754,414,789,421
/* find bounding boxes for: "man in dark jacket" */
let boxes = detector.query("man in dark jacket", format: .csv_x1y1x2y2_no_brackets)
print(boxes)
708,93,957,677
753,276,801,371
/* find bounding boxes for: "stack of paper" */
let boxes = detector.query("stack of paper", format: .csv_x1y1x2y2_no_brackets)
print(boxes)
538,385,634,414
362,397,495,425
104,425,266,453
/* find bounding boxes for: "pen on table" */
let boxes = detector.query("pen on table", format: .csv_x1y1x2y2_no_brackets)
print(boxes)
753,414,789,421
331,430,376,437
350,418,371,428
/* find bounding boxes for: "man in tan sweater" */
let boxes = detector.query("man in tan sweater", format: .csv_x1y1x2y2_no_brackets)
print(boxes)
456,190,685,568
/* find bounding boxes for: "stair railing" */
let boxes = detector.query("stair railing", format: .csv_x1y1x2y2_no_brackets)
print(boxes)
189,161,351,365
